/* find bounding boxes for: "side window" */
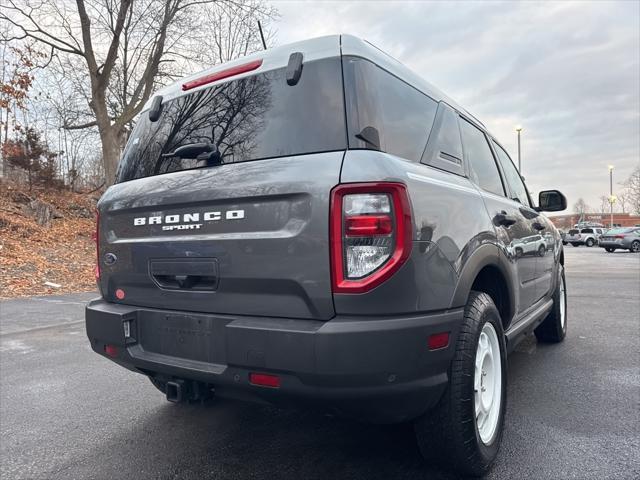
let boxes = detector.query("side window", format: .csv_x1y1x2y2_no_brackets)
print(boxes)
421,103,465,176
491,141,531,207
459,118,505,196
343,57,438,162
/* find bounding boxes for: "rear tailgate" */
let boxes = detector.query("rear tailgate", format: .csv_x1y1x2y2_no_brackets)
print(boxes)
98,153,343,320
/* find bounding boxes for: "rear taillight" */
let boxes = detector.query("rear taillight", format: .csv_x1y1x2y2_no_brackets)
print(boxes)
615,234,625,239
93,211,100,281
330,183,412,293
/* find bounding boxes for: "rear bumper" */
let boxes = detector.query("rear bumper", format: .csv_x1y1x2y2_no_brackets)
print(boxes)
85,299,462,423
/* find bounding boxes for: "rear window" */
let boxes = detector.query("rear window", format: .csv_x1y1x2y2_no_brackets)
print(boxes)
343,56,438,162
581,228,594,233
568,229,579,234
117,57,346,182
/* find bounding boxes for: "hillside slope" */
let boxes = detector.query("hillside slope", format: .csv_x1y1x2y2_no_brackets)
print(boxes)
0,180,98,299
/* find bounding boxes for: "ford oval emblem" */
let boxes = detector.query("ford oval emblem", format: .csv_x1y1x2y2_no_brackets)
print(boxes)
103,253,118,265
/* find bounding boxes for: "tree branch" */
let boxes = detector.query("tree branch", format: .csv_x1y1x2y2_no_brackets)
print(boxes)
0,1,84,56
63,120,98,130
74,0,98,75
99,0,132,89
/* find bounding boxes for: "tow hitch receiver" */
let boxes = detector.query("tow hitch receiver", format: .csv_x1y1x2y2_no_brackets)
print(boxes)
166,380,185,403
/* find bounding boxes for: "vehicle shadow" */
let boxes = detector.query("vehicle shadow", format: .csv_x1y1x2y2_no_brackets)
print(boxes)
66,342,552,480
66,342,544,480
73,393,460,480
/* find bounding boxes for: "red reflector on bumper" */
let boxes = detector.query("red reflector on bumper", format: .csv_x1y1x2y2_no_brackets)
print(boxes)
104,344,118,357
249,373,281,388
428,332,450,350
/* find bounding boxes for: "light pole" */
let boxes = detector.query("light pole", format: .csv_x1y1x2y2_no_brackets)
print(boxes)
608,165,614,228
516,126,523,172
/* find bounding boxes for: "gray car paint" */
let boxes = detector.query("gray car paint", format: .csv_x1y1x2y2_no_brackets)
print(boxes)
98,152,344,320
87,34,565,422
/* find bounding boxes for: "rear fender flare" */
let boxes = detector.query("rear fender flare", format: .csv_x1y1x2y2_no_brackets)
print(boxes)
450,243,516,327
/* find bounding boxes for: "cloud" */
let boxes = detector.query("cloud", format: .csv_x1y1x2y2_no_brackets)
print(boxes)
271,0,640,210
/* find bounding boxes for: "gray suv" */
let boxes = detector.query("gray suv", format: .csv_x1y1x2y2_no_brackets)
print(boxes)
86,35,568,477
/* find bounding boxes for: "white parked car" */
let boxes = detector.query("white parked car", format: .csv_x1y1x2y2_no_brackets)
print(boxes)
566,227,604,247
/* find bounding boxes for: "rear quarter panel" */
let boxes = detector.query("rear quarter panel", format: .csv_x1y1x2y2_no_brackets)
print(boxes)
336,150,498,315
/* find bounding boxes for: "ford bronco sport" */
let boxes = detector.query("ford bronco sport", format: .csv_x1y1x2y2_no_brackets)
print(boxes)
86,35,568,477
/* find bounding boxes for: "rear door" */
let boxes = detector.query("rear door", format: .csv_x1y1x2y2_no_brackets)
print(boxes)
490,139,557,301
459,119,540,315
97,55,347,320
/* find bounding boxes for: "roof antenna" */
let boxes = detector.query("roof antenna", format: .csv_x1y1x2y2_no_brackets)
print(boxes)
257,20,267,50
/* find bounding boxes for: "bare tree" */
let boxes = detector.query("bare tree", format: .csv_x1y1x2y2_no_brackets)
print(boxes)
573,198,590,221
1,0,276,185
617,190,630,214
599,195,609,214
622,166,640,215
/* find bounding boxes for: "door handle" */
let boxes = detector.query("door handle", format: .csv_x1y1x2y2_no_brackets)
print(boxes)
494,211,517,227
149,259,219,291
533,222,546,231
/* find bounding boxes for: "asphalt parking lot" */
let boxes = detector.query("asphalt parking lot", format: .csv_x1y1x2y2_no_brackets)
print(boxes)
1,247,638,479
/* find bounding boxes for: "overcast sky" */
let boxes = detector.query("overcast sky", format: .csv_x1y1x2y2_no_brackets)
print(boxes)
271,0,640,212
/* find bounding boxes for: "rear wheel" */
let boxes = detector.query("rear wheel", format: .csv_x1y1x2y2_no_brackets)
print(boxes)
605,247,615,253
414,292,506,477
631,240,640,253
535,266,567,343
585,238,595,247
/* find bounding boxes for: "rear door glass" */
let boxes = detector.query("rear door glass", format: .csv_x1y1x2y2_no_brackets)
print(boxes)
117,57,347,182
459,119,505,197
491,141,530,207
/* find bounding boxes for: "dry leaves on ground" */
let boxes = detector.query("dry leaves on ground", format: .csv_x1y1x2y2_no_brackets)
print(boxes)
0,180,99,299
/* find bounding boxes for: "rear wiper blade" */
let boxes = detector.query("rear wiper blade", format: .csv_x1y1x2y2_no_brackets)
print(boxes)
162,142,216,159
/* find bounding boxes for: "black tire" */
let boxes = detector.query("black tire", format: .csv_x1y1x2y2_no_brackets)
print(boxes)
538,245,546,257
562,241,568,246
414,292,507,477
535,265,567,343
605,247,615,253
631,240,640,253
585,238,595,247
571,242,579,247
515,247,523,258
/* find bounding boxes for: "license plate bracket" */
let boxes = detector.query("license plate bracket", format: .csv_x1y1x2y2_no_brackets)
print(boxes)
139,313,218,363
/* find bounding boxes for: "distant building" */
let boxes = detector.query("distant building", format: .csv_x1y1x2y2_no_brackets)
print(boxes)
548,213,640,229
